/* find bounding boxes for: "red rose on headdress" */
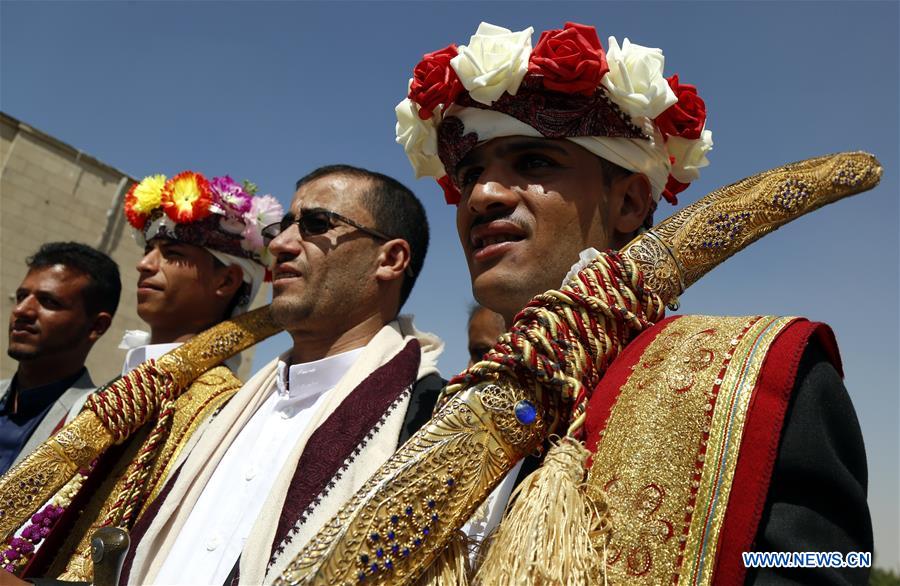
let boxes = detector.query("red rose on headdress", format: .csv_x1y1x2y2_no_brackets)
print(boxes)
437,174,461,205
528,22,609,95
661,175,689,205
408,45,464,120
655,75,706,140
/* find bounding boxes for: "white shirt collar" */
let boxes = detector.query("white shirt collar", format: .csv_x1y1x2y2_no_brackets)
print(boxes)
275,348,364,402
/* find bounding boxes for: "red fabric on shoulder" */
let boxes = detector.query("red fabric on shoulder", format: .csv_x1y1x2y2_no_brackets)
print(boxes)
583,316,680,458
712,319,840,584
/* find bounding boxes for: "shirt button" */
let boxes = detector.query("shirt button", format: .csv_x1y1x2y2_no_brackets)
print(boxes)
206,535,221,551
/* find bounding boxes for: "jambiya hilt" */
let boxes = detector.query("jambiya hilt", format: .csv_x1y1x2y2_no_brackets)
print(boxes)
272,152,882,585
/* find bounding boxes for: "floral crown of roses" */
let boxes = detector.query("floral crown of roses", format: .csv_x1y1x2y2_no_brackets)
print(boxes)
395,21,712,205
124,171,283,271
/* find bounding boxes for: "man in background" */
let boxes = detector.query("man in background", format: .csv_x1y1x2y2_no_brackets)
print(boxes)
466,303,505,367
1,242,120,474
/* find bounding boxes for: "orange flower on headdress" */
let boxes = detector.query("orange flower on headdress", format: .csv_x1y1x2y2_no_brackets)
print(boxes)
161,171,213,224
124,173,167,229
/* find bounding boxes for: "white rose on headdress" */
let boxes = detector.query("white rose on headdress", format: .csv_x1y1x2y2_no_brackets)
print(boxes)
451,22,534,106
395,97,444,178
602,37,677,121
667,129,713,183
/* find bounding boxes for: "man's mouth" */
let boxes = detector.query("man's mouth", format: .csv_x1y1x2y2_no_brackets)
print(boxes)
469,220,527,261
137,281,163,292
273,264,303,282
473,234,525,249
10,322,38,337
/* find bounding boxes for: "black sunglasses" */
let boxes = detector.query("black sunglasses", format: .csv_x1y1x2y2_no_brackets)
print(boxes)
262,208,393,245
262,208,414,276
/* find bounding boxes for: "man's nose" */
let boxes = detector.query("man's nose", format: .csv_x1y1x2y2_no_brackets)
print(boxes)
466,167,520,217
267,224,302,258
136,248,159,273
12,295,38,319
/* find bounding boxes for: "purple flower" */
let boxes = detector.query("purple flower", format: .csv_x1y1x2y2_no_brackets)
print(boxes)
210,175,253,217
39,527,50,538
30,513,44,525
19,542,34,554
3,563,15,572
5,550,18,561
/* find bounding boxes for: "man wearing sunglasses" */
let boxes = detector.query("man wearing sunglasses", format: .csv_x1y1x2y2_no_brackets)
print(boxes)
118,164,444,586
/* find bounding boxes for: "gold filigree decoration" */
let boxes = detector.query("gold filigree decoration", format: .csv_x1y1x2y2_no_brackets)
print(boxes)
620,232,683,304
0,306,281,543
623,152,882,304
198,330,245,362
157,306,280,387
480,382,545,450
587,316,750,584
0,413,112,541
635,328,717,395
55,367,242,583
832,158,872,188
275,381,552,585
588,315,796,585
602,478,675,578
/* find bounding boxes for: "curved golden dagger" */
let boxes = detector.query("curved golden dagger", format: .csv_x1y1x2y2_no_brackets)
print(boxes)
274,152,882,585
0,306,282,542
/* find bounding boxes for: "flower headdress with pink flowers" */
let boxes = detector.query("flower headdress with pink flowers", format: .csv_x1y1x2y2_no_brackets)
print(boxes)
124,170,283,313
396,22,712,205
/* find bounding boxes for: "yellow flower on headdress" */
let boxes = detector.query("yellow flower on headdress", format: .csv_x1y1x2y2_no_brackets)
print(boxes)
124,173,167,229
132,174,166,212
161,171,213,224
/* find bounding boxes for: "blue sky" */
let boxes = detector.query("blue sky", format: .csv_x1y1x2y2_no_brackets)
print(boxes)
2,0,897,569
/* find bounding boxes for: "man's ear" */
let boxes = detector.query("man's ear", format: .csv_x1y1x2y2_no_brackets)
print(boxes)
87,311,113,343
215,264,245,299
610,173,653,243
375,239,411,284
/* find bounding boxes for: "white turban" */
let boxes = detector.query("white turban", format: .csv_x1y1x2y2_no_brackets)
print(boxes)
448,105,672,202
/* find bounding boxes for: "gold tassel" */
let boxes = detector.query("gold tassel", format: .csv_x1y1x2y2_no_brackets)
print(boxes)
415,529,471,585
473,436,606,586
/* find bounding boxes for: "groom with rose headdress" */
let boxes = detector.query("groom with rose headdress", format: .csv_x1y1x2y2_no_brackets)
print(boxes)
392,20,871,585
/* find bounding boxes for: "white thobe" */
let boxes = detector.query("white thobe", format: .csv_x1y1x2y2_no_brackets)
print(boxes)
153,348,362,586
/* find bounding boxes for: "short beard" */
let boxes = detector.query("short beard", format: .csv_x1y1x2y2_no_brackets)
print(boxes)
270,296,313,329
7,347,39,362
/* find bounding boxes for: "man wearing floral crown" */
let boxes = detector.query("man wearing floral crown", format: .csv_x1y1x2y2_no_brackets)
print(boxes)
119,172,280,370
0,171,284,582
395,22,871,585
